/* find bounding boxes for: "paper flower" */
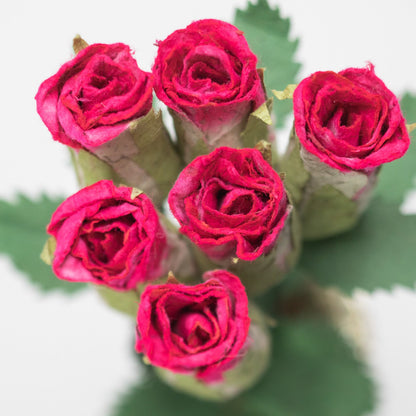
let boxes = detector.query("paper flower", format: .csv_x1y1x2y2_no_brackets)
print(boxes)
280,64,410,240
47,180,169,290
153,19,267,162
293,64,409,171
135,270,250,383
168,147,290,262
36,41,183,206
168,147,289,260
36,43,153,149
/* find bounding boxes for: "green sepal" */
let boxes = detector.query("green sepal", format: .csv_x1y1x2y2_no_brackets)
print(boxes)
130,187,143,200
302,185,359,241
154,303,271,402
40,236,56,265
407,122,416,133
72,34,88,54
95,285,140,318
272,84,297,100
240,98,273,148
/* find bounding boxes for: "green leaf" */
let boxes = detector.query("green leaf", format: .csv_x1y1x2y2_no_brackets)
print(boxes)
0,194,85,293
243,320,374,416
300,197,416,293
234,0,301,127
112,320,373,416
376,92,416,203
240,98,273,149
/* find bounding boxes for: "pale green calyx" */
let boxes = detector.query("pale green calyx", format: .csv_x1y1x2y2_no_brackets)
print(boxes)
272,84,297,100
40,237,56,266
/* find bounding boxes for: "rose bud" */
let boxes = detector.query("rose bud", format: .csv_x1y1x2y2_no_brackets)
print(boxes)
153,19,272,163
135,270,270,401
280,64,410,240
35,39,182,207
43,180,195,303
168,147,300,295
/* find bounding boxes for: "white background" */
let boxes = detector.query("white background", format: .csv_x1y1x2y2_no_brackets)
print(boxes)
1,0,415,415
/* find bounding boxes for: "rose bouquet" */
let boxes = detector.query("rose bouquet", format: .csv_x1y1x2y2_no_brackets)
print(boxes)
2,1,414,415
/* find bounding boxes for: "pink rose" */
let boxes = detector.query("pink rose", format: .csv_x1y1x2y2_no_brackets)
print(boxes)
135,270,250,383
152,19,265,145
47,180,167,290
168,147,290,262
293,64,410,172
36,43,153,149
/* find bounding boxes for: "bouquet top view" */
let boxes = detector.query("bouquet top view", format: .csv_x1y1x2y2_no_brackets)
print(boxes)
1,1,416,415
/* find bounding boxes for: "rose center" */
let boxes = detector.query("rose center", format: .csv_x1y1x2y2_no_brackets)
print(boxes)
173,311,213,348
216,189,255,215
80,214,135,267
84,228,124,264
224,193,253,215
183,45,233,89
90,74,110,89
339,110,350,127
190,62,229,85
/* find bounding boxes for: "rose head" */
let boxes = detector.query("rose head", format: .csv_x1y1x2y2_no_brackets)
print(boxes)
152,19,265,136
168,147,289,262
47,180,167,290
293,64,410,172
36,43,153,149
135,270,250,383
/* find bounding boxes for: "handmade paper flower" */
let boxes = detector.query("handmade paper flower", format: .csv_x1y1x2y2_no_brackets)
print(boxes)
153,19,267,162
168,147,290,262
135,270,250,383
281,64,410,240
47,180,168,290
36,42,153,149
293,64,409,171
36,41,183,207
